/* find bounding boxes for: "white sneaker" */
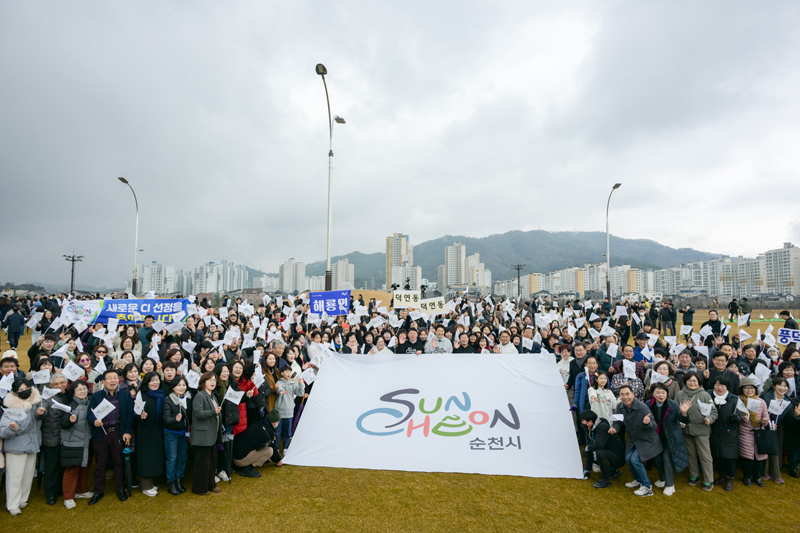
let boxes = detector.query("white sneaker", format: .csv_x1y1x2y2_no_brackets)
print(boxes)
214,475,220,483
142,488,158,497
75,492,94,499
217,471,230,482
654,480,665,488
625,480,641,488
592,464,602,473
634,486,654,497
64,499,76,509
9,508,21,516
663,486,675,496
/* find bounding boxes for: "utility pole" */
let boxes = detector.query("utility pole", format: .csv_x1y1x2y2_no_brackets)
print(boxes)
63,253,84,294
511,264,525,298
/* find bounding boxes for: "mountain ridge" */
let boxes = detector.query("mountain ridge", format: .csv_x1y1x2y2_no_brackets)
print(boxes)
305,230,720,287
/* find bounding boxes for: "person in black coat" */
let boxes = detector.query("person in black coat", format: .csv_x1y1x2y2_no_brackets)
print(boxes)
135,372,165,496
163,376,192,495
580,410,624,488
700,310,725,348
780,310,799,330
648,383,689,495
87,370,134,504
708,376,740,491
611,384,663,496
2,306,26,349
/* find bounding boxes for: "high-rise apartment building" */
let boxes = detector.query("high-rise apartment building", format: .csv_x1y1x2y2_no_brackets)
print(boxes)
332,258,356,290
385,233,414,290
444,242,466,289
278,258,306,293
764,243,800,296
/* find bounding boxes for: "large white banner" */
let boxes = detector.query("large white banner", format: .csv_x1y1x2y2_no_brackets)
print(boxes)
285,354,584,479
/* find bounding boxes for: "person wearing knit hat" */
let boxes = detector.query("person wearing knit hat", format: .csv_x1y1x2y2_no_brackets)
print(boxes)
737,376,769,487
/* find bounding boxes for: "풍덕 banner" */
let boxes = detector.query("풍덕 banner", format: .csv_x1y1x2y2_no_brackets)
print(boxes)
284,353,583,479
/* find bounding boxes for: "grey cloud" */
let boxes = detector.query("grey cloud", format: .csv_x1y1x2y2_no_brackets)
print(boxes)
1,1,798,288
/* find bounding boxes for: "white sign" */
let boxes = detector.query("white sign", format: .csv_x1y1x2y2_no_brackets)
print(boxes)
92,398,116,421
185,370,201,390
623,360,637,380
284,353,584,479
698,401,713,417
392,291,422,309
3,408,27,421
51,400,72,413
769,399,790,416
42,387,61,400
223,387,245,405
32,369,51,385
62,361,86,382
134,392,146,415
419,297,446,316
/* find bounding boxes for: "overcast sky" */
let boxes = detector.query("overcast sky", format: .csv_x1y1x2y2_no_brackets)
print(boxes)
2,1,799,288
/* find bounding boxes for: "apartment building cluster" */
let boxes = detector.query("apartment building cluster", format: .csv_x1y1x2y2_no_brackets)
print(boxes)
385,233,423,290
493,242,800,300
436,241,492,295
127,256,355,296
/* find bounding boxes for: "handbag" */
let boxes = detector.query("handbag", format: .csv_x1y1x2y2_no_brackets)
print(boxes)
753,428,779,455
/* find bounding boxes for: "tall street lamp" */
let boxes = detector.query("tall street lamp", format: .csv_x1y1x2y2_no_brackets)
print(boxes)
316,63,346,291
118,177,140,295
63,252,84,295
606,183,622,300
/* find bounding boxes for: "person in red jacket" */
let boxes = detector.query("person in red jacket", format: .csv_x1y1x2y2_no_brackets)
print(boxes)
228,359,258,438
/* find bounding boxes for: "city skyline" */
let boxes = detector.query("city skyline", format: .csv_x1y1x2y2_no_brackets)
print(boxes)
2,4,799,287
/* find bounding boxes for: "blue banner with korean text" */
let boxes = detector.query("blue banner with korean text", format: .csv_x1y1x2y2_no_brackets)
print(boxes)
309,290,351,317
94,298,191,324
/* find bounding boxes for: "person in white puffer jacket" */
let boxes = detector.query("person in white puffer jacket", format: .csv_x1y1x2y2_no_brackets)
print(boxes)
0,378,43,516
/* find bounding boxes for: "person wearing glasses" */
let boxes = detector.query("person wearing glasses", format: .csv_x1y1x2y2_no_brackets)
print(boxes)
75,353,100,393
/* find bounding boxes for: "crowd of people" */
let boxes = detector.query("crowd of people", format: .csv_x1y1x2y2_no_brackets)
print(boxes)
0,292,799,514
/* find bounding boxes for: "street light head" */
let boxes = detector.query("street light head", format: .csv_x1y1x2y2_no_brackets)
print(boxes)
613,183,622,189
315,64,327,76
118,177,128,184
334,116,345,124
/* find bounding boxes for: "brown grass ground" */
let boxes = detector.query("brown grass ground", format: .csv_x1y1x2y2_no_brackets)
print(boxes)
2,312,797,532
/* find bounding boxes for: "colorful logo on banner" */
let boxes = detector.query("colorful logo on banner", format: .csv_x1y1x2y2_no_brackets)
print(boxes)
94,298,191,324
356,389,520,442
309,290,351,316
63,300,102,324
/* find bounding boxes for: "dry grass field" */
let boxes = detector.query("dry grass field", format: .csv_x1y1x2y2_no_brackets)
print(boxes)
1,310,797,532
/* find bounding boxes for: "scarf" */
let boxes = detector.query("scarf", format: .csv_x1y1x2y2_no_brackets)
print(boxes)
741,395,761,429
144,387,165,418
712,390,727,406
218,380,230,400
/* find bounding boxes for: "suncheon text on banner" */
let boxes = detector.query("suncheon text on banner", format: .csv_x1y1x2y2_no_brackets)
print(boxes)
284,353,584,479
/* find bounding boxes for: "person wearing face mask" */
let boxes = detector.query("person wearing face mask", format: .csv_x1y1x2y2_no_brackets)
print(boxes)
647,383,689,496
0,379,43,515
